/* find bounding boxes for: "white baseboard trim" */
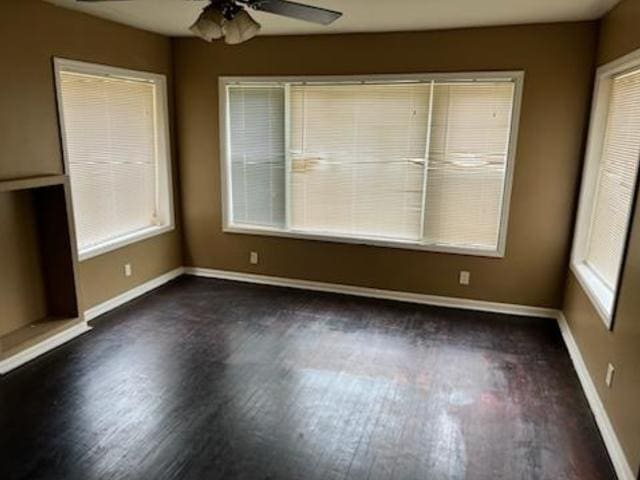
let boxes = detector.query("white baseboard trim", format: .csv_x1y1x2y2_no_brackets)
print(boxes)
0,321,92,375
185,267,635,478
1,267,184,375
6,263,632,478
184,267,559,319
84,267,185,321
557,312,635,480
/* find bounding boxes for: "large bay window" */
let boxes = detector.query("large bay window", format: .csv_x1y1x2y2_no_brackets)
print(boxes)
55,59,174,260
572,51,640,328
221,73,523,256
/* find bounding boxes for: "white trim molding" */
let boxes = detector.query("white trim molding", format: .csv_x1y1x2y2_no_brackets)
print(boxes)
4,264,634,479
184,267,558,319
53,57,176,262
557,313,636,480
0,321,92,375
84,267,184,321
186,266,634,478
77,224,175,262
1,267,184,375
570,47,640,330
219,71,524,259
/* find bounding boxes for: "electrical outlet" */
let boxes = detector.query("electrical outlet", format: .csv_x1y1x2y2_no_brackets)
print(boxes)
250,251,259,265
459,270,470,286
124,263,132,277
605,363,615,388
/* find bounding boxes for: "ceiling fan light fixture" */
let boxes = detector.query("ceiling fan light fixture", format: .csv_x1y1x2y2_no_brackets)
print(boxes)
190,4,226,42
223,9,261,45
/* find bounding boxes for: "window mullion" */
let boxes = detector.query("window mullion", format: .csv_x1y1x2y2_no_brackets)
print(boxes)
419,80,435,242
284,83,292,231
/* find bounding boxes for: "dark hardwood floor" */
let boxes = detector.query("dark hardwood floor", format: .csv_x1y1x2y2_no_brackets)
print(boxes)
0,276,615,480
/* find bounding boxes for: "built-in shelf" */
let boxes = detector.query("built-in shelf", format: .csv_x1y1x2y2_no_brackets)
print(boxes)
0,174,88,374
0,317,82,359
0,174,66,193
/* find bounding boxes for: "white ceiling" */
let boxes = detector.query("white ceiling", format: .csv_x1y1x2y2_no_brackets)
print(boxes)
44,0,621,37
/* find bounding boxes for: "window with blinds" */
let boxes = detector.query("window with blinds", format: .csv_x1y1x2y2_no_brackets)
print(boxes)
55,59,173,259
228,86,285,228
289,83,431,240
425,83,514,248
572,58,640,326
223,74,521,255
585,69,640,289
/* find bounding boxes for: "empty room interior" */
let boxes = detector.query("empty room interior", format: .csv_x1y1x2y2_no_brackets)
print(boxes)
2,0,640,478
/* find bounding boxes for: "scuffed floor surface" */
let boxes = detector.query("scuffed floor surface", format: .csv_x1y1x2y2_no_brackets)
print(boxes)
0,276,615,480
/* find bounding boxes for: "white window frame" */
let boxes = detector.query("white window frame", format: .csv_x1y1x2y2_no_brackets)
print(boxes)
571,48,640,329
54,58,175,261
220,72,524,257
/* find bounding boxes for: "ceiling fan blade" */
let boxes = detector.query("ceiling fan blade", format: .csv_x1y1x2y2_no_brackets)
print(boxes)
247,0,342,25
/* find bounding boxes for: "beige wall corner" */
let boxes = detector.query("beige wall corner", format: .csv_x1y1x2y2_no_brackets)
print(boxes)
0,0,183,314
173,22,598,309
562,0,640,475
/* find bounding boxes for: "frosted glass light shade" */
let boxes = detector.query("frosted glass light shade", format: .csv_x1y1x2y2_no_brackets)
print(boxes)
223,10,261,45
190,5,225,42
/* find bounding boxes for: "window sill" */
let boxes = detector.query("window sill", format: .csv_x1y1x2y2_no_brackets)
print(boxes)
78,224,175,262
224,224,505,258
570,261,615,329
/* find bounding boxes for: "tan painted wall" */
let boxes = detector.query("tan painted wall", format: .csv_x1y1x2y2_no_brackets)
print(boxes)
0,0,633,468
174,22,597,308
0,191,48,336
0,0,183,313
562,0,640,474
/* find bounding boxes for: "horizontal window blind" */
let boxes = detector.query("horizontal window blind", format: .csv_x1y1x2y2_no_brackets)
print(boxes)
424,83,515,248
59,71,160,251
586,68,640,288
224,76,519,253
228,86,285,228
289,84,431,240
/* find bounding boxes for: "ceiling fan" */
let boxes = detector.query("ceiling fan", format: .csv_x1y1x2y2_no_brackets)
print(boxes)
77,0,343,44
